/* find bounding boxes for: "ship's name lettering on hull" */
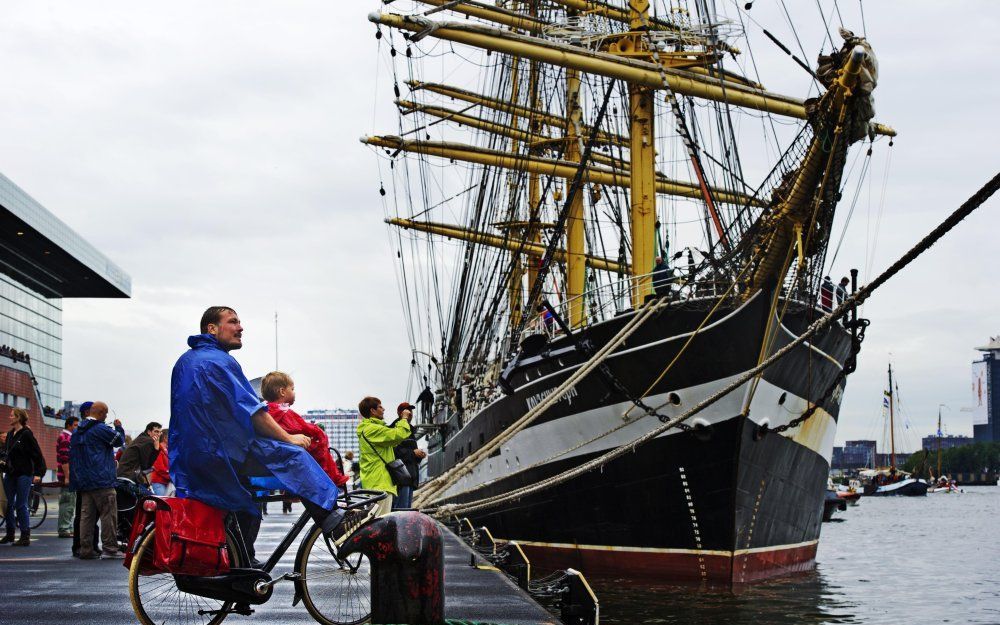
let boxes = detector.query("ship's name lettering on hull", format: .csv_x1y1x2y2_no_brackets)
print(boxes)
526,386,579,411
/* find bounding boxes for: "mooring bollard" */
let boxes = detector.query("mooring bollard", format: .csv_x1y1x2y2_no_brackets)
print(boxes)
339,511,444,625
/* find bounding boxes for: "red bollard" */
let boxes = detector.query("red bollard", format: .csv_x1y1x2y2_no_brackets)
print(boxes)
338,511,444,625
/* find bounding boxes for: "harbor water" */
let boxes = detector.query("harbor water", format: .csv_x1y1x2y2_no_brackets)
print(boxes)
591,486,999,624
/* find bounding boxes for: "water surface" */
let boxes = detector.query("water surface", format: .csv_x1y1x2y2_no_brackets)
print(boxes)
591,486,1000,624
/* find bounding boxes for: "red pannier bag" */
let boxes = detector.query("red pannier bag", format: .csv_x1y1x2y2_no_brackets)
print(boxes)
123,497,159,574
152,497,231,576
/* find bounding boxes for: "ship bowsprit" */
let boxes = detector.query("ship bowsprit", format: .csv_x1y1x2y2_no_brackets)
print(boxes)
425,291,851,584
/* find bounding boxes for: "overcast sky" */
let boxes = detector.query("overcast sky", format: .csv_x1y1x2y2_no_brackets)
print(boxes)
1,1,997,451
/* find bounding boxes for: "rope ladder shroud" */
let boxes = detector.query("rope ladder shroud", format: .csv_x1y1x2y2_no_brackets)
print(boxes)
423,172,1000,516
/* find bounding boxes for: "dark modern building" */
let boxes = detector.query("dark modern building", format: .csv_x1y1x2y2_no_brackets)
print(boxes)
920,434,974,451
1,171,131,470
972,337,1000,442
831,439,877,470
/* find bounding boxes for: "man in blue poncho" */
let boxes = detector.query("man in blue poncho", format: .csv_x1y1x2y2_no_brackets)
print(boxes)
169,306,375,561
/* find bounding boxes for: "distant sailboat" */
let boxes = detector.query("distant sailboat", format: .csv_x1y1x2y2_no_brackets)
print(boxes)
860,362,928,496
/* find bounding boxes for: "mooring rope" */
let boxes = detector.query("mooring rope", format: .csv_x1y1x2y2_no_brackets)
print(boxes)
425,173,1000,516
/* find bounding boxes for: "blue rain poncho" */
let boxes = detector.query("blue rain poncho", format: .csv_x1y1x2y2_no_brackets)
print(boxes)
168,334,338,516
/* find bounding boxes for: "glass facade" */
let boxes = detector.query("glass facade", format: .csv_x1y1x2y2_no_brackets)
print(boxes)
0,273,62,410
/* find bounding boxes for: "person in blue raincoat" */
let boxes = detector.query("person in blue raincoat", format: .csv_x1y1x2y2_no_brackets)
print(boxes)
169,306,374,561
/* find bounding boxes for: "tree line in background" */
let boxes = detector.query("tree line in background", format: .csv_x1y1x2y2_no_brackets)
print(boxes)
902,441,1000,478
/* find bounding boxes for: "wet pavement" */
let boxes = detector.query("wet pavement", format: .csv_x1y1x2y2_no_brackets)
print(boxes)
0,498,555,624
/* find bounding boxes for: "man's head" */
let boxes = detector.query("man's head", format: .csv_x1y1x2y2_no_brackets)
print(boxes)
261,371,295,404
144,421,163,439
79,401,93,417
397,402,415,418
90,402,110,422
840,276,850,286
200,306,242,351
65,416,79,431
358,396,384,419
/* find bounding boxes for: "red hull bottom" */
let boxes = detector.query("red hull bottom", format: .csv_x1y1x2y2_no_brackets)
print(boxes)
518,541,818,585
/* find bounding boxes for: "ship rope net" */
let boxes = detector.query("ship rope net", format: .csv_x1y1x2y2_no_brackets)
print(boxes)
422,172,1000,514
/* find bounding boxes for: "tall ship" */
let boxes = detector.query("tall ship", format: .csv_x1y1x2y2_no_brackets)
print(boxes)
365,0,894,584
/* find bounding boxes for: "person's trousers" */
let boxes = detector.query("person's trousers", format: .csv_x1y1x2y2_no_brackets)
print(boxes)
72,490,100,556
393,485,413,510
79,488,119,557
235,496,335,563
58,487,76,534
2,474,32,534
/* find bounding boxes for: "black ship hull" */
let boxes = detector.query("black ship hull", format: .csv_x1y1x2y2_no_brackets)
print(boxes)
427,292,853,584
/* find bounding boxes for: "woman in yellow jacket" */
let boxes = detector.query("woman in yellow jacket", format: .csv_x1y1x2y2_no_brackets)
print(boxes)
356,397,411,516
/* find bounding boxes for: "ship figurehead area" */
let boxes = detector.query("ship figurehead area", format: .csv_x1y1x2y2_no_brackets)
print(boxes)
366,0,894,584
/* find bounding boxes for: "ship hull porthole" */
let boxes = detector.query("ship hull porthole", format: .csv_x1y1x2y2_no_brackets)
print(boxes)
692,417,712,442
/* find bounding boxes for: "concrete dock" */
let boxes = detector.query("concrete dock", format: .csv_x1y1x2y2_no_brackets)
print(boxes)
0,499,558,625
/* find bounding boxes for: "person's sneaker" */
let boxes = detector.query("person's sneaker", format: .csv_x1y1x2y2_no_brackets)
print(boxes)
79,553,100,560
13,535,30,547
58,532,74,539
327,503,378,546
101,551,126,560
0,534,15,545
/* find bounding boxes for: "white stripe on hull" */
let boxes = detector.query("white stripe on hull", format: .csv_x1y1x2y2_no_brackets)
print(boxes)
441,377,840,500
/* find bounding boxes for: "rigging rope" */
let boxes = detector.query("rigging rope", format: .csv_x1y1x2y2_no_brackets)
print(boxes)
425,172,1000,516
413,295,671,507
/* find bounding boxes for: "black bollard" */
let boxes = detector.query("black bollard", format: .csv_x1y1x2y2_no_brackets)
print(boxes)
339,511,444,625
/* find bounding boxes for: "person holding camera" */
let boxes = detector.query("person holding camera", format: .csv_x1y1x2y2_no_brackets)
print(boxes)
356,397,412,516
390,403,426,510
2,408,47,546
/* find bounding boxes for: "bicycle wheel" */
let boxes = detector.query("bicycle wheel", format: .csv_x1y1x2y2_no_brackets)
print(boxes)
298,524,371,625
29,489,46,529
129,528,243,625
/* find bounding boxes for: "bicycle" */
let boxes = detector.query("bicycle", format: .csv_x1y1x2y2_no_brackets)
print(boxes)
0,482,48,530
127,484,386,625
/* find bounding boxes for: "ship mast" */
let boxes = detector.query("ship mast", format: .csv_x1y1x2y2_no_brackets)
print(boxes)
627,0,657,303
937,404,943,479
888,362,896,471
565,55,587,325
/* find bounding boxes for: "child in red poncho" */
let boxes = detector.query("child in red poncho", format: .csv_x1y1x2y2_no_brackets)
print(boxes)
260,371,349,489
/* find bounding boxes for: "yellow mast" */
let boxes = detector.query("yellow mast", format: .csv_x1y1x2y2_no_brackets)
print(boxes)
525,58,543,301
507,55,526,329
565,65,587,327
628,0,657,303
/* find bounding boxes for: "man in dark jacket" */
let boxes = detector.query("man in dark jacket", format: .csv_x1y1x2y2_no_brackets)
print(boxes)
116,421,162,482
70,401,125,559
391,403,425,510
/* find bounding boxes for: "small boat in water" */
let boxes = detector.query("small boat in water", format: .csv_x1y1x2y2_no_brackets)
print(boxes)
860,468,928,496
835,486,862,505
927,476,964,494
